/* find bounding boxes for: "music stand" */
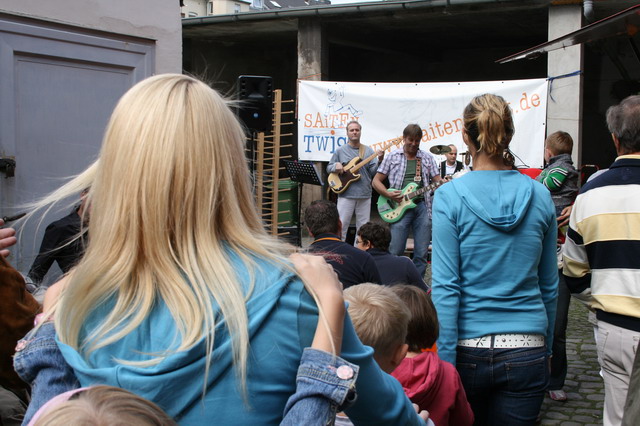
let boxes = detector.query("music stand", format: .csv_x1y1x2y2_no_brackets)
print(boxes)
281,160,322,246
283,160,322,186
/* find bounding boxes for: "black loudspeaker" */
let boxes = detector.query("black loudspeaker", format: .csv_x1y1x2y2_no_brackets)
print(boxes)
238,75,273,133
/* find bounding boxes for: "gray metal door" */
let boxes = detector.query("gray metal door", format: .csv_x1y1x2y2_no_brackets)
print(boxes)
0,14,155,281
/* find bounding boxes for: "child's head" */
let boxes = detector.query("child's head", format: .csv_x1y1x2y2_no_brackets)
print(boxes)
391,285,439,352
32,385,176,426
545,131,573,161
344,283,410,373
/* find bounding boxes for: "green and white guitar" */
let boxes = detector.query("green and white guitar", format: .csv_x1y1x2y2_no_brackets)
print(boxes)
377,171,466,223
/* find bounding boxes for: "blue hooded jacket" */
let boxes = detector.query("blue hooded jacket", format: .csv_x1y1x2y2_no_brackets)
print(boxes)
58,253,424,425
431,170,558,365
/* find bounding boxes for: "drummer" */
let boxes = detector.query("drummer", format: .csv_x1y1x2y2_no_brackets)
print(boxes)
439,144,468,178
372,124,443,279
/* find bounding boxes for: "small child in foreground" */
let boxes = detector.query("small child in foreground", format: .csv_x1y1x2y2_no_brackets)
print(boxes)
30,385,176,426
391,285,474,426
338,284,433,426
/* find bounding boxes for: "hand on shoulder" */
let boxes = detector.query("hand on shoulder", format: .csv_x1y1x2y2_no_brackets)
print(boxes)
290,253,345,354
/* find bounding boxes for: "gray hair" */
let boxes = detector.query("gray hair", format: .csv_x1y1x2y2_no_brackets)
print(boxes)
606,95,640,154
346,120,362,130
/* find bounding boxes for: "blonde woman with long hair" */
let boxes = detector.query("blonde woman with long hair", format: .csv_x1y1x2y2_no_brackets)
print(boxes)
431,94,558,425
18,74,425,425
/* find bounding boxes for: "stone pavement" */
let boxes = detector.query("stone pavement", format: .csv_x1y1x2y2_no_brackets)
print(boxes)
538,299,604,425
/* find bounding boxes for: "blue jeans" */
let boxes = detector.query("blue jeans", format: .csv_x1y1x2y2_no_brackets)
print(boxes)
456,346,549,426
389,201,431,278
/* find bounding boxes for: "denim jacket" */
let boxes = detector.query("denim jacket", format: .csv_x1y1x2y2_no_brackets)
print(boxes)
14,323,359,426
283,348,359,425
13,322,80,425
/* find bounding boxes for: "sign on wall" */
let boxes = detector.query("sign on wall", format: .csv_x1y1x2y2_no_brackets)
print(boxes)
298,79,548,168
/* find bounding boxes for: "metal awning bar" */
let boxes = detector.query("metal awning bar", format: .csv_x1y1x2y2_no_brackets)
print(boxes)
497,4,640,64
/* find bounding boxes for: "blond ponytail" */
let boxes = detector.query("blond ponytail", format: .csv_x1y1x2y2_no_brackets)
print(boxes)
463,94,514,162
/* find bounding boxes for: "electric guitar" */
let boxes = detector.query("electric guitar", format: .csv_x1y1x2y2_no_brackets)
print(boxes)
377,171,466,223
328,138,402,194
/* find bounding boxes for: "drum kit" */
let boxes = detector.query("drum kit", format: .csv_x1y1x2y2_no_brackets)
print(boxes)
429,145,451,155
430,144,471,166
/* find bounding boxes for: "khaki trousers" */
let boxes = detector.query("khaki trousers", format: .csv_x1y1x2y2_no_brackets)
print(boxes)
596,320,640,426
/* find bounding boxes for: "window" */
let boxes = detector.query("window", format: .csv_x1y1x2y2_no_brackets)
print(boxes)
234,3,241,13
208,1,214,14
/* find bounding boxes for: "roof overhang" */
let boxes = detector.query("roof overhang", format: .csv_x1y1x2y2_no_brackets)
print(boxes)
182,0,543,26
497,4,640,63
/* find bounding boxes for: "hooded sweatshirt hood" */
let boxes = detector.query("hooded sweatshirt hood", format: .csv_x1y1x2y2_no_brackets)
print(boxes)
450,170,534,231
57,253,314,424
392,352,474,426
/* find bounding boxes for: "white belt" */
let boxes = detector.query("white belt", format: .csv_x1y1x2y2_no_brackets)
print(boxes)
457,334,545,349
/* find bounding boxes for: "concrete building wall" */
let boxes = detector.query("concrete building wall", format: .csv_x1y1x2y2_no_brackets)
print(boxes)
546,5,583,168
181,0,251,17
0,0,182,276
213,0,251,15
182,0,208,17
1,0,182,73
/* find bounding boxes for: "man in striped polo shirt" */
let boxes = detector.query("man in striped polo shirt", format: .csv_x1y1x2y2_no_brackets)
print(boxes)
563,95,640,426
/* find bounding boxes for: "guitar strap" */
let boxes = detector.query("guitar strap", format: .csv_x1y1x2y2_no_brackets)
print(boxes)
414,157,422,183
358,144,365,160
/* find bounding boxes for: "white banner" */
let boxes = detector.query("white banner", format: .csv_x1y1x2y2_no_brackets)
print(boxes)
298,79,548,168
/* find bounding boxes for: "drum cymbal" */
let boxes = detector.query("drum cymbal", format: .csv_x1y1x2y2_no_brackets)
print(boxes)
430,145,452,155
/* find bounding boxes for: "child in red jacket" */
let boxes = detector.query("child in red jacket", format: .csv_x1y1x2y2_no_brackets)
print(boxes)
391,285,474,426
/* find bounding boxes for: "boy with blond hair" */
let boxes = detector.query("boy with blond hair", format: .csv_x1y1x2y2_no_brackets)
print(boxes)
338,284,432,426
344,283,411,373
391,285,473,426
536,131,579,216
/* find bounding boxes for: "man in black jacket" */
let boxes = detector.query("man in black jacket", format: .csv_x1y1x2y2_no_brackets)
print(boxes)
28,191,89,285
356,222,428,291
305,200,381,288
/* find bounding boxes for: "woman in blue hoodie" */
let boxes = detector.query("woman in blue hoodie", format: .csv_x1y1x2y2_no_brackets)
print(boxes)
20,74,425,426
431,94,558,425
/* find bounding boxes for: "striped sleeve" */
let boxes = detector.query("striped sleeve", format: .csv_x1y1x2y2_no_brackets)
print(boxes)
562,224,592,304
539,167,569,192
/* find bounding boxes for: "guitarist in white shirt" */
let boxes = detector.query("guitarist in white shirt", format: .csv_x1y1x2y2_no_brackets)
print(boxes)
372,124,443,279
327,121,384,242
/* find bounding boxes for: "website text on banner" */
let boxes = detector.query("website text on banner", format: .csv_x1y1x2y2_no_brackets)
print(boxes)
298,79,548,168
